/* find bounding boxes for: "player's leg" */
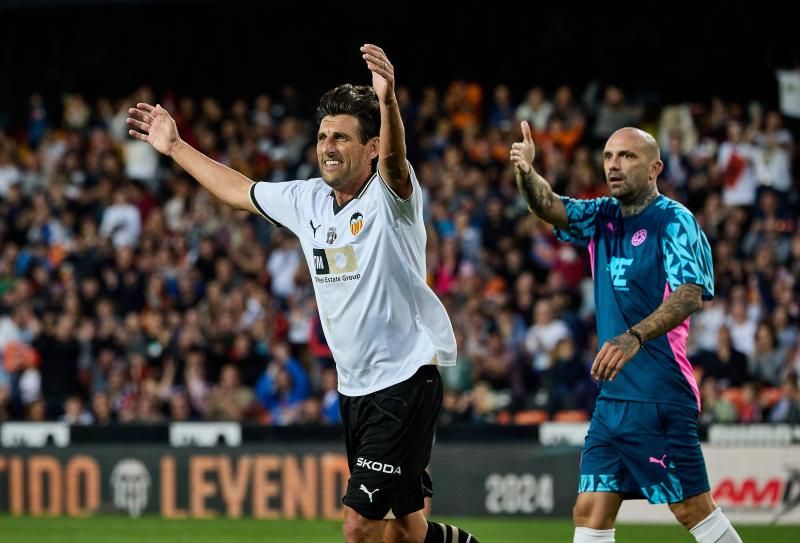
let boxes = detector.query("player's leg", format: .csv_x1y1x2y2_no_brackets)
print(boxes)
385,470,479,543
340,386,397,543
341,366,466,543
657,403,742,541
385,511,479,543
573,492,623,541
638,403,742,542
573,491,623,528
383,367,478,543
572,399,635,542
383,509,427,543
343,506,388,543
669,491,742,542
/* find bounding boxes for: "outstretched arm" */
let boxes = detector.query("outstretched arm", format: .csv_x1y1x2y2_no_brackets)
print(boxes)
361,43,410,199
591,283,703,381
127,103,256,212
509,121,568,229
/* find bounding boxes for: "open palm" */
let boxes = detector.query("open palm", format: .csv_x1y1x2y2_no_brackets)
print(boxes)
360,43,394,103
127,103,179,156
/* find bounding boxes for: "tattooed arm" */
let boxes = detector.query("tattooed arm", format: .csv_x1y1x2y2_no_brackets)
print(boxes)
591,283,703,381
510,121,568,229
631,283,703,343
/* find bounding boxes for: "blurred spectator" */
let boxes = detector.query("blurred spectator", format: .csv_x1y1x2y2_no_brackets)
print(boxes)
90,390,115,425
254,342,310,425
737,381,763,422
699,377,738,424
749,321,785,386
168,389,197,421
206,364,254,421
661,132,694,196
35,315,82,418
0,383,10,420
716,120,757,208
525,298,570,373
99,187,142,248
61,394,94,425
753,131,793,198
319,367,341,425
591,85,641,144
658,104,698,155
26,397,48,421
515,87,552,133
769,378,800,423
726,299,757,359
540,337,593,414
266,230,302,304
488,85,515,131
693,326,749,388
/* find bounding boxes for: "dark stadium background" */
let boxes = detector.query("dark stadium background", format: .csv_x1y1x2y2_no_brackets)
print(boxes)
1,0,797,121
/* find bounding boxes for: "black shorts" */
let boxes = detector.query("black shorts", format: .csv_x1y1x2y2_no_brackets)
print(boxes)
340,365,442,520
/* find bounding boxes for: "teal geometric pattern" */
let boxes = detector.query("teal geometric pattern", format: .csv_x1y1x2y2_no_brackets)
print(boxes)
555,196,615,246
640,463,685,504
655,196,672,210
660,199,714,300
578,474,621,493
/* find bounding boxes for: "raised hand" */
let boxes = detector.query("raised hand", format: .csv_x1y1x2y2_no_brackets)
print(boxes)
360,43,394,103
127,103,180,156
510,121,536,176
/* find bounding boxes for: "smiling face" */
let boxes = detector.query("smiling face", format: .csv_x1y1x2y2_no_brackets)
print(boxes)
317,114,378,192
603,128,663,203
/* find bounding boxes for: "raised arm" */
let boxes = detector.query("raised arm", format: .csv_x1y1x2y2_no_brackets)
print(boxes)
591,283,703,381
127,103,256,212
510,121,568,229
360,43,410,199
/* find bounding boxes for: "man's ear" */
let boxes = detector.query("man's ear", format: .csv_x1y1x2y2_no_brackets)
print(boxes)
368,137,380,161
652,159,664,179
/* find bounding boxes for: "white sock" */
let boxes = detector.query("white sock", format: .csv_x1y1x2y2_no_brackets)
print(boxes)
573,526,615,542
689,507,743,542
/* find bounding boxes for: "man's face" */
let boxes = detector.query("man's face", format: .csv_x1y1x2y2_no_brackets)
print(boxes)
317,115,378,191
603,130,660,202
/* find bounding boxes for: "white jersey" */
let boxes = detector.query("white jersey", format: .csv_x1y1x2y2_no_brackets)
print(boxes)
250,164,456,396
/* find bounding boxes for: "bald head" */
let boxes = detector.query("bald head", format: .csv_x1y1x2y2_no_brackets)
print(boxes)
603,127,663,205
608,127,661,161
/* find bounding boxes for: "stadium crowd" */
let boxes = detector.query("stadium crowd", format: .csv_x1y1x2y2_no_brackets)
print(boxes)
0,81,799,426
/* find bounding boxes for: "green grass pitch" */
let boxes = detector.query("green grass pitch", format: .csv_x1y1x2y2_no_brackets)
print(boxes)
1,516,797,542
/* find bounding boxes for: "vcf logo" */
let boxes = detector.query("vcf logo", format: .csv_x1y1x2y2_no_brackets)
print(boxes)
609,257,633,291
110,458,150,518
350,212,364,236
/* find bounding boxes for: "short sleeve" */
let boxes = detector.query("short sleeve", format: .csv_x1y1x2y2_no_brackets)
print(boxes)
250,180,305,233
377,161,422,226
661,208,715,300
554,196,613,247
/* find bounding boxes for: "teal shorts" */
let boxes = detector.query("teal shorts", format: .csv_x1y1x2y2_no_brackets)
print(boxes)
578,398,710,504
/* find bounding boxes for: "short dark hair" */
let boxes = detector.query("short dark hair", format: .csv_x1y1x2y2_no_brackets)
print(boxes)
317,84,379,143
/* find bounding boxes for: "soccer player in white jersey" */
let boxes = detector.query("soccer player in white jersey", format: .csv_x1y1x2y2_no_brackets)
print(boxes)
128,44,478,543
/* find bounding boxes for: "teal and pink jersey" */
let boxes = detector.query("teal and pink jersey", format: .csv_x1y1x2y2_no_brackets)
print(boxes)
555,194,714,411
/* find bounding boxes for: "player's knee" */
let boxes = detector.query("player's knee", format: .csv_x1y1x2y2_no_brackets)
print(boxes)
573,495,616,529
342,520,369,543
572,500,593,527
668,500,706,529
343,513,380,543
668,501,690,528
383,522,414,543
